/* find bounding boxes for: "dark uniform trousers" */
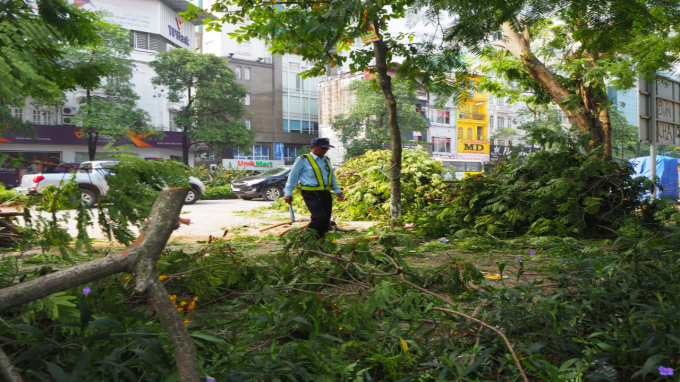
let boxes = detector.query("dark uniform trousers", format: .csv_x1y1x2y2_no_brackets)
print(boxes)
301,190,333,240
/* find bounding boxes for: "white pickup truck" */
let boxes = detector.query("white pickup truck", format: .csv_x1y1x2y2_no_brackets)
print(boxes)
14,161,206,207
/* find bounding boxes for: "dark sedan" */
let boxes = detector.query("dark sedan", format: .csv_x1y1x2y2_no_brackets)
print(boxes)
230,166,292,201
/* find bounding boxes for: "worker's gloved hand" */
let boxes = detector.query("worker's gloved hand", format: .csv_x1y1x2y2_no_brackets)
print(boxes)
336,193,344,202
283,196,293,204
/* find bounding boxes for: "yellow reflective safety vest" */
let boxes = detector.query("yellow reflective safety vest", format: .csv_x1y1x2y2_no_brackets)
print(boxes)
298,154,333,191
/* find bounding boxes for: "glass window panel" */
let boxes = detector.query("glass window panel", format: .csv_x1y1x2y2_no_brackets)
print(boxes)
295,75,301,91
289,120,301,131
477,126,483,140
497,117,505,128
302,97,309,114
290,72,297,89
245,93,251,106
244,67,250,80
235,66,241,79
283,119,289,132
245,118,251,130
466,162,482,172
466,128,473,139
289,96,301,114
312,122,318,133
282,70,288,90
282,95,288,112
302,121,309,132
310,99,318,115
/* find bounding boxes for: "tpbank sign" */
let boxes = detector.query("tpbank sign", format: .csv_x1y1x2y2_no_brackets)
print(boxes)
457,140,490,154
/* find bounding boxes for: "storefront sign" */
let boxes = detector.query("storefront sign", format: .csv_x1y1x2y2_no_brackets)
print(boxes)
455,153,490,162
0,125,184,148
67,0,159,34
222,159,285,170
489,144,541,161
457,139,490,154
168,21,190,46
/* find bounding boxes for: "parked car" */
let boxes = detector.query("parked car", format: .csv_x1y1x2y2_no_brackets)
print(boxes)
230,166,292,201
14,161,206,207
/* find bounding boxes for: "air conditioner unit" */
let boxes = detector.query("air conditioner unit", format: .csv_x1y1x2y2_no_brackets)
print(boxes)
61,115,76,126
421,107,428,113
62,107,76,114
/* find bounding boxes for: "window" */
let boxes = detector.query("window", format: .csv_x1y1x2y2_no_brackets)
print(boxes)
497,97,505,106
235,145,269,160
457,127,463,139
283,119,318,133
497,117,505,128
414,135,421,142
284,147,299,161
235,66,241,79
245,93,251,106
237,41,251,54
489,116,494,128
32,110,42,125
477,126,484,140
132,31,172,52
11,107,22,121
498,139,506,146
432,137,451,153
436,110,450,124
466,128,473,139
169,111,177,131
244,67,251,80
245,118,251,130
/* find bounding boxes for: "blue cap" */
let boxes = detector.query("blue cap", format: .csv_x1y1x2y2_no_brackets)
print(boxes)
311,138,334,148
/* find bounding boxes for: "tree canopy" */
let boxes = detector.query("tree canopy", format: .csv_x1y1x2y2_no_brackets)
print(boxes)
62,23,151,161
150,48,255,165
331,78,428,160
418,0,680,158
0,0,106,136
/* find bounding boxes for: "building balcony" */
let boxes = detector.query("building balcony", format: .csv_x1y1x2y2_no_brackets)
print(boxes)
458,112,486,121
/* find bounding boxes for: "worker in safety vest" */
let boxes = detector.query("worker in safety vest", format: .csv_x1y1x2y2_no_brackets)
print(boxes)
283,138,344,240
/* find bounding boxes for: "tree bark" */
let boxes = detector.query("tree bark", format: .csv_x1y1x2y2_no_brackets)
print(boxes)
86,89,98,161
0,187,200,381
494,22,610,156
182,86,193,165
372,23,402,219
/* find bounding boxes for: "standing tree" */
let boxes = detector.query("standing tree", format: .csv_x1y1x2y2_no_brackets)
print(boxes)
332,78,428,160
419,0,680,159
0,0,105,137
63,23,151,161
150,48,254,165
188,0,468,219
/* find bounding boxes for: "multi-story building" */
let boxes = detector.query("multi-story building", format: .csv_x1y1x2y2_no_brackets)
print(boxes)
450,76,491,162
0,0,206,187
198,0,329,166
317,67,430,164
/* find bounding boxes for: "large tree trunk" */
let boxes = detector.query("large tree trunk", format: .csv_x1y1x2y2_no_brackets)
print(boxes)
494,22,611,157
372,25,402,219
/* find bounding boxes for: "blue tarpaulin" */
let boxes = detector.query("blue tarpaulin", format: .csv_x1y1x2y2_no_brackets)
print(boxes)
629,156,679,199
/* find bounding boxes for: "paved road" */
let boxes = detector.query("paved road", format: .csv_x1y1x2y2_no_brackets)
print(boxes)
28,198,287,241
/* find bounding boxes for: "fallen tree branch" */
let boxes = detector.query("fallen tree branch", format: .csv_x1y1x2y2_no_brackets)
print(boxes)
0,346,22,382
0,187,200,382
398,276,529,382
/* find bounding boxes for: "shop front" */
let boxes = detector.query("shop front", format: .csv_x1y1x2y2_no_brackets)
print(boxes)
0,125,189,188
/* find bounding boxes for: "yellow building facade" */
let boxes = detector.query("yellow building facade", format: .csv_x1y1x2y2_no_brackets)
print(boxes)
456,77,490,162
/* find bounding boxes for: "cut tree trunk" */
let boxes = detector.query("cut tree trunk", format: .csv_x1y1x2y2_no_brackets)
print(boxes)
372,23,402,220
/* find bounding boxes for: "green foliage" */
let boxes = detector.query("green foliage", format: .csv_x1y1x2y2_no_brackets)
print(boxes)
332,78,429,160
271,146,445,221
61,22,152,161
0,0,106,135
150,48,255,164
97,154,190,244
200,185,236,200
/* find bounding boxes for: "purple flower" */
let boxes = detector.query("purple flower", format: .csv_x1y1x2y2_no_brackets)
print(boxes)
528,250,536,255
514,256,522,262
82,286,92,295
658,366,673,376
206,378,216,382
